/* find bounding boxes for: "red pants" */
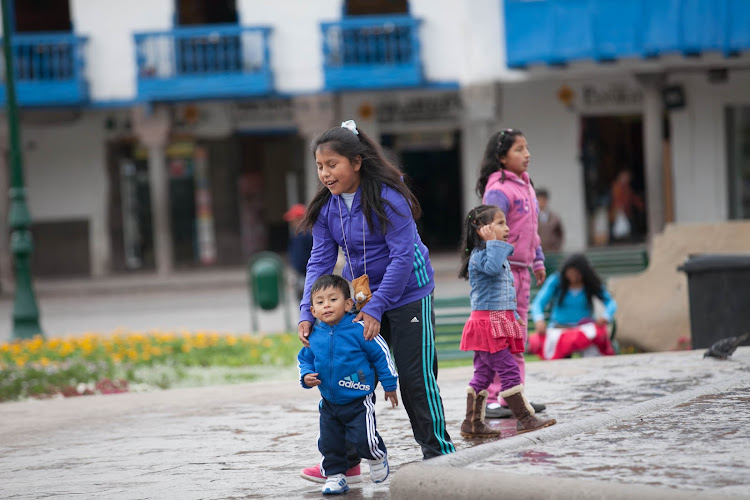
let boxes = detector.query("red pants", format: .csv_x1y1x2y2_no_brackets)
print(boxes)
527,322,615,360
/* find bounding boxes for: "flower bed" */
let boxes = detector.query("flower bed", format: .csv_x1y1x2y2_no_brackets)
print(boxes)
0,330,299,402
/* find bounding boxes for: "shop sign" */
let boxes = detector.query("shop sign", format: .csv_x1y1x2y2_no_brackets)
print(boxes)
576,82,643,113
230,98,296,131
374,91,462,131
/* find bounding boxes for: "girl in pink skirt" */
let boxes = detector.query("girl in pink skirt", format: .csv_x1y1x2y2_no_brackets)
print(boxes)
458,205,557,438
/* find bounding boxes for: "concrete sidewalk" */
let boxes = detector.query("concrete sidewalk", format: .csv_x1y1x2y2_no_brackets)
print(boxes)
1,348,749,499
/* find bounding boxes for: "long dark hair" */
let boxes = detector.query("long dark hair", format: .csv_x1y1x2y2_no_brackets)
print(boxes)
557,253,606,309
458,205,502,280
300,125,421,234
475,128,525,198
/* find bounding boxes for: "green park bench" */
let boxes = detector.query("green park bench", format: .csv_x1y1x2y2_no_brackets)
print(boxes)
434,246,649,360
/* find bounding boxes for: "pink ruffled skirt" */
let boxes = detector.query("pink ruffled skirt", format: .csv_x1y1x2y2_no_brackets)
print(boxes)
460,310,526,354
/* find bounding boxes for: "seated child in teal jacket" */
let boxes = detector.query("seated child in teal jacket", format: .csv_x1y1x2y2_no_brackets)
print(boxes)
528,253,617,359
298,274,398,495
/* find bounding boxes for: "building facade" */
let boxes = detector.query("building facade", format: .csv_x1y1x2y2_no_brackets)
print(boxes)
0,0,748,287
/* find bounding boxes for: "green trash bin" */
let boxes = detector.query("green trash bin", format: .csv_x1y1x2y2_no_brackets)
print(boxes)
247,252,292,332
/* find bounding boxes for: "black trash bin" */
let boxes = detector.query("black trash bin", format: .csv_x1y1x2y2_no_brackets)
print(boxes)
678,254,750,349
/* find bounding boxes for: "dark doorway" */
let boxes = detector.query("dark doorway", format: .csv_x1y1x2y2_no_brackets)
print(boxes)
177,0,237,25
14,0,71,32
238,133,305,258
175,0,240,74
107,141,155,273
580,115,647,246
345,0,408,15
383,131,462,251
14,0,74,80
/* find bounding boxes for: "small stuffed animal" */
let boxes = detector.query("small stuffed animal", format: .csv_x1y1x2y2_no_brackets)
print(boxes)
352,274,372,310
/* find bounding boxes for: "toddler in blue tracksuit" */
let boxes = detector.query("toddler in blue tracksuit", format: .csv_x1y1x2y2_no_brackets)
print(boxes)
298,274,399,495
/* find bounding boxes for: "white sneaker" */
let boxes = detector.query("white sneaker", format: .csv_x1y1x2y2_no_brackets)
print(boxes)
322,474,349,495
367,455,389,483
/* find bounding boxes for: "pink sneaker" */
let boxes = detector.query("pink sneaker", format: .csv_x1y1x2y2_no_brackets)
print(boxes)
300,464,362,484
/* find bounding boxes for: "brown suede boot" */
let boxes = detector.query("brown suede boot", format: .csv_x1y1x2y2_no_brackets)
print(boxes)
460,387,501,439
500,384,557,434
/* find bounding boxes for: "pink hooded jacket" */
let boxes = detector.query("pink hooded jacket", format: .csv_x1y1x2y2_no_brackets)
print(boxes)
482,169,545,272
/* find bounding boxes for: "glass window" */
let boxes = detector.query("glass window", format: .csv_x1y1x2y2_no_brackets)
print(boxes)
727,107,750,219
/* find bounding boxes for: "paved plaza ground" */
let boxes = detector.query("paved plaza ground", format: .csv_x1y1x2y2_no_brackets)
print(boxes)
1,256,749,499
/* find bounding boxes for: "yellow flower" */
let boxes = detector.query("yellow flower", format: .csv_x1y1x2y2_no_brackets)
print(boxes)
59,342,74,356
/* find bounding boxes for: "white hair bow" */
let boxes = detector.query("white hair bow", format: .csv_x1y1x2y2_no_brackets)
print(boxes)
341,120,359,135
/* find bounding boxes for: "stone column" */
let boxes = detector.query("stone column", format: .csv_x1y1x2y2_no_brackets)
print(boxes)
292,94,336,204
637,73,666,239
460,83,501,216
132,106,172,276
0,129,11,294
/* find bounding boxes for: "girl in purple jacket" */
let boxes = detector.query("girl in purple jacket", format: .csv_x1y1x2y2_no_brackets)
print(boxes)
297,120,455,485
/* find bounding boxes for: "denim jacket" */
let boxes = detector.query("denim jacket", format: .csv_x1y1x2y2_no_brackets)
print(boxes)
469,240,520,317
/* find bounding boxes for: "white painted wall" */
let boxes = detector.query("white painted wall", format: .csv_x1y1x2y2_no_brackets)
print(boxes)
72,0,173,102
237,0,341,94
669,69,750,224
500,79,588,251
23,111,110,275
64,0,518,100
411,0,519,85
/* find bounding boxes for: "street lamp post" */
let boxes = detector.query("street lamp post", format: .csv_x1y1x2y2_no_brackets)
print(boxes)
2,0,43,339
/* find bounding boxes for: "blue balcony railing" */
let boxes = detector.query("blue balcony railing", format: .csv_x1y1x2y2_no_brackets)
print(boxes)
134,24,273,101
321,15,423,90
505,0,750,68
0,33,89,106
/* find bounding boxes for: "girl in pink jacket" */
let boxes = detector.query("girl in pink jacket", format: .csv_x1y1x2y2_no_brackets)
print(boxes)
476,128,547,418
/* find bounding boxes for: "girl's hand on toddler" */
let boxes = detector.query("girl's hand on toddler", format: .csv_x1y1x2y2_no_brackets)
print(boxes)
298,320,313,347
354,310,382,341
478,225,496,241
384,390,399,408
303,373,321,387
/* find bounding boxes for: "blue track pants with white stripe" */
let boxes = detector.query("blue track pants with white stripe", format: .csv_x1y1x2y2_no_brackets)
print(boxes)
319,393,386,477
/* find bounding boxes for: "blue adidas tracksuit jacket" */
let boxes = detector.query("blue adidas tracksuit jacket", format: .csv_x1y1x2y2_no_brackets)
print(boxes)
298,312,398,403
